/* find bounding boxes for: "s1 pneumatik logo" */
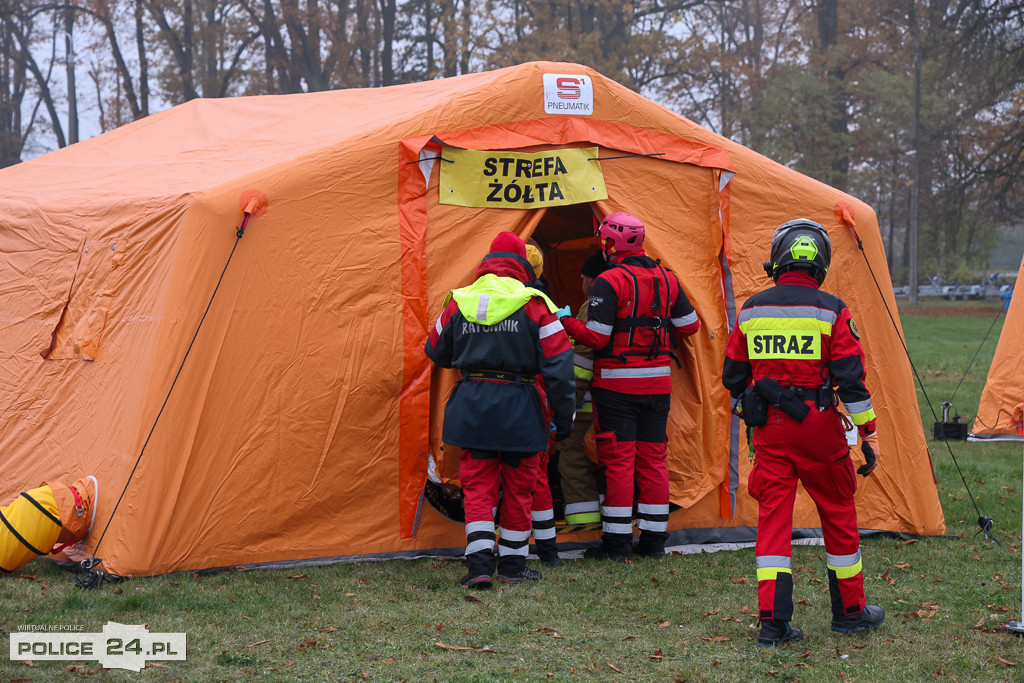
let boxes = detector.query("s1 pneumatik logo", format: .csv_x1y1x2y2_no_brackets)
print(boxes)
10,621,185,671
543,74,594,115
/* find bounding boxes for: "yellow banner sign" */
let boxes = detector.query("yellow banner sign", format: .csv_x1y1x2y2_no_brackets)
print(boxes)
439,147,607,208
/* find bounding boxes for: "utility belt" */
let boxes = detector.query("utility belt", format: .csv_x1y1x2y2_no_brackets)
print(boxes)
464,369,535,385
738,378,834,427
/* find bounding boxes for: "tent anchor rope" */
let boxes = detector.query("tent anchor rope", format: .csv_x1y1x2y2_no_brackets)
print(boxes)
947,304,1005,406
847,229,998,545
76,202,263,589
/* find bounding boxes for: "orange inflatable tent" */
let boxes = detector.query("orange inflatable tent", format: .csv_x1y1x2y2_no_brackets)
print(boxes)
0,62,944,577
971,255,1024,440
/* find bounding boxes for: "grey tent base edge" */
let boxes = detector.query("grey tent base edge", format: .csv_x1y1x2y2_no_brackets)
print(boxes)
47,528,913,577
968,432,1024,442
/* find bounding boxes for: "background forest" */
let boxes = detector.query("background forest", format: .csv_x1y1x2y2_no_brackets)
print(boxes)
1,0,1022,283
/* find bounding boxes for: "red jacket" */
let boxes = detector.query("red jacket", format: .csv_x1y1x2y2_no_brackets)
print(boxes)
721,271,876,433
562,252,699,394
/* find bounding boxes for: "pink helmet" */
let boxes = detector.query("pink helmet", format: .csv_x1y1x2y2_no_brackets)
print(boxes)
597,212,645,256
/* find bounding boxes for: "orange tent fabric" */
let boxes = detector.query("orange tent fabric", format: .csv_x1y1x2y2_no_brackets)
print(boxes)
971,255,1024,440
0,62,943,577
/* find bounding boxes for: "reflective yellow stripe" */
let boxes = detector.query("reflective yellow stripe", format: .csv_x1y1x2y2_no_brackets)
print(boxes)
564,512,601,524
827,559,863,580
849,408,876,425
739,316,834,335
574,366,594,380
756,566,793,582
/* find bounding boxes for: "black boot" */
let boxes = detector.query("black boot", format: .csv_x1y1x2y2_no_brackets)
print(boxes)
583,533,632,562
534,538,562,568
634,531,668,559
459,549,496,589
757,619,804,647
497,554,543,583
831,605,885,633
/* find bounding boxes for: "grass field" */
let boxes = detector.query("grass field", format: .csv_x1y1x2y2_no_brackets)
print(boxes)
2,301,1023,682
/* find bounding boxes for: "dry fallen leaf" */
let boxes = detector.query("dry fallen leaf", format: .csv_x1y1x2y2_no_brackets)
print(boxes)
434,642,497,654
702,611,720,620
797,651,811,659
659,621,671,628
730,577,748,584
288,574,308,579
462,629,478,635
242,640,271,648
606,661,624,673
996,656,1018,666
464,595,485,604
697,636,731,642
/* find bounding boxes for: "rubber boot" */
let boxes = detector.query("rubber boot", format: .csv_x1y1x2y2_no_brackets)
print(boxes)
757,619,803,647
634,530,668,559
534,538,562,568
831,605,885,633
583,532,632,562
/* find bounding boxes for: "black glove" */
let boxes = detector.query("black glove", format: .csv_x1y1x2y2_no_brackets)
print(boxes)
857,432,879,477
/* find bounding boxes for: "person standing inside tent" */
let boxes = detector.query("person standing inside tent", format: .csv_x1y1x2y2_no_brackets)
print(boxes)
560,212,700,561
425,232,575,588
558,250,610,529
722,218,885,647
523,241,562,568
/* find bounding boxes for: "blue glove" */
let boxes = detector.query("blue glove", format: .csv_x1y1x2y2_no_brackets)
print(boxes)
555,305,571,320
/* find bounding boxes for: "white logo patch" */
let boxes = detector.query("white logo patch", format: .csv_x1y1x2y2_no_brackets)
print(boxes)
543,74,594,115
589,296,603,307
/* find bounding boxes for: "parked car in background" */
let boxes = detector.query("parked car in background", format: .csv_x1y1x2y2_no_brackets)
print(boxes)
943,284,986,300
965,284,986,300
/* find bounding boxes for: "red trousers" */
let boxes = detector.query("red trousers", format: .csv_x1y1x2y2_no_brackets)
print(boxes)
749,404,866,621
460,450,539,571
531,449,556,543
592,388,671,536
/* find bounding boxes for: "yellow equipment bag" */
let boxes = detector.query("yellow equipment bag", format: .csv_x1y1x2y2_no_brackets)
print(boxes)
1,477,96,575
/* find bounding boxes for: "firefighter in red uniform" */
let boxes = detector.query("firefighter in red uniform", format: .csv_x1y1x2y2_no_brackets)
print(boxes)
560,212,700,561
722,219,885,646
425,232,575,588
